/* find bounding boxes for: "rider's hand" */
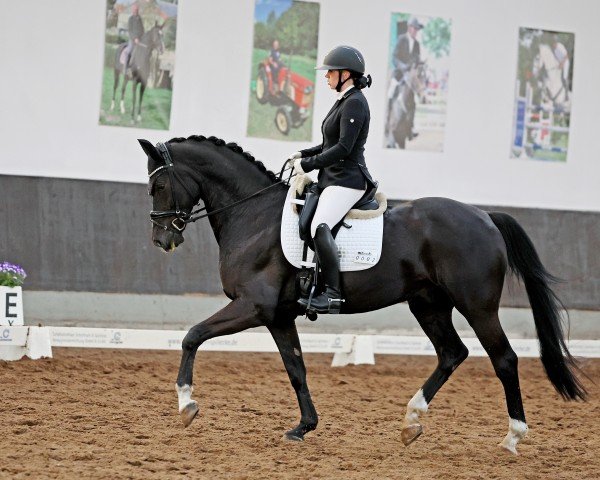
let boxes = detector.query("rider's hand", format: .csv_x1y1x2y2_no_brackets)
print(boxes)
287,151,301,161
293,158,305,174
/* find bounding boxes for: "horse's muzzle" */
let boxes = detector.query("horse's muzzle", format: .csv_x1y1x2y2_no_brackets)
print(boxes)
152,228,184,252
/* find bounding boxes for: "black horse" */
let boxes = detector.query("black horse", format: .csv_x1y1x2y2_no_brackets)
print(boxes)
111,24,164,123
139,135,585,454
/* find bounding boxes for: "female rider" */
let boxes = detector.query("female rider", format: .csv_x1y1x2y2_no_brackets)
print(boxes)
289,45,375,314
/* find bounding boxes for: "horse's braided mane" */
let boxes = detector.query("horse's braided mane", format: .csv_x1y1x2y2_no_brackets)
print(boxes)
167,135,279,184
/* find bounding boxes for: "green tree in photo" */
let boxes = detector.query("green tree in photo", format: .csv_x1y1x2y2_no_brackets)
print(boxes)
421,18,452,59
254,1,319,58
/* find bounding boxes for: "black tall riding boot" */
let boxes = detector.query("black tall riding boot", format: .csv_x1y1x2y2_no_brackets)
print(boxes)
298,223,344,314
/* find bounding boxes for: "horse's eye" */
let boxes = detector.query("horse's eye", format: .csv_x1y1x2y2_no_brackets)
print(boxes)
156,183,165,191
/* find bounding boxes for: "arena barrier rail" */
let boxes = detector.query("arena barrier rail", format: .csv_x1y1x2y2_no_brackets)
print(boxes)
2,326,599,364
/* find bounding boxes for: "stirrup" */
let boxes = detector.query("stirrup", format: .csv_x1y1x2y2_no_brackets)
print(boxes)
326,297,345,315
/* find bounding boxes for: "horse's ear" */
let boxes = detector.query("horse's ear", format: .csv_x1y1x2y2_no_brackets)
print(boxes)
138,139,163,173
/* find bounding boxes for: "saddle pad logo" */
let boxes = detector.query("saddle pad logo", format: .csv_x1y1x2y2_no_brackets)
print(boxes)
354,251,377,264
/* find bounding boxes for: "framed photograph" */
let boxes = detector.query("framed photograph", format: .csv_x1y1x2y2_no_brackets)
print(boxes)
99,0,177,130
384,13,452,152
511,27,575,162
247,0,320,141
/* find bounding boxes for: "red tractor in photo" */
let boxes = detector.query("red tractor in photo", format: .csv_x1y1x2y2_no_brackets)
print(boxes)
255,58,314,135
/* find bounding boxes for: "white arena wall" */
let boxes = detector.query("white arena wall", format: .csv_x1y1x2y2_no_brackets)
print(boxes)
1,0,600,211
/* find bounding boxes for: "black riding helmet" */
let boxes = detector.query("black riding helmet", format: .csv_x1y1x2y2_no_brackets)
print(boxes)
316,45,366,91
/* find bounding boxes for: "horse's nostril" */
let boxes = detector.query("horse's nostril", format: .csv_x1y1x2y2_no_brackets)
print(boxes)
153,239,162,248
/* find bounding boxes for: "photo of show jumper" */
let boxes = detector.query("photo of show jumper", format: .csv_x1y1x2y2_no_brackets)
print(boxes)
511,28,575,162
247,0,320,141
384,13,452,152
99,0,177,130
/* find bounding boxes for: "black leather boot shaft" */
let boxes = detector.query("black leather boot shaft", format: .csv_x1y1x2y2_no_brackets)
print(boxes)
314,223,341,291
297,224,343,314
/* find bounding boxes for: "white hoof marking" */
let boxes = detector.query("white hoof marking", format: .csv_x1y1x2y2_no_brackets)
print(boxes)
499,418,528,454
176,384,194,413
404,389,428,426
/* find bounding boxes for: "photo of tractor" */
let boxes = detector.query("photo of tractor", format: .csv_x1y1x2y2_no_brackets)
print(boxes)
255,57,314,135
247,0,320,142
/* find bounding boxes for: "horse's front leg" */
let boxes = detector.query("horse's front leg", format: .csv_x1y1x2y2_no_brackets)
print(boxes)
111,69,120,111
268,321,318,441
137,82,146,123
176,299,263,427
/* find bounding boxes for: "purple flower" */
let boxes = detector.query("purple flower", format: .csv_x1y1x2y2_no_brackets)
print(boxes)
0,262,27,287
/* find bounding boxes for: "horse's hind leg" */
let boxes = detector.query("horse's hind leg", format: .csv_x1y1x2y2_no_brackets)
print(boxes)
402,288,468,446
131,81,138,122
176,299,263,427
120,75,128,114
461,307,528,454
268,321,318,441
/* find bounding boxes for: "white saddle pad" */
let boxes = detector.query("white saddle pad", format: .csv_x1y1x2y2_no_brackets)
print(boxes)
280,184,384,272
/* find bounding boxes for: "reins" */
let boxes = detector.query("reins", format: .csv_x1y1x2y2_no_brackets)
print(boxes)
149,142,295,233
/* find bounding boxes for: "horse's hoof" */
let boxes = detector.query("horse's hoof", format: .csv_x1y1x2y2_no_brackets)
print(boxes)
283,431,304,442
401,424,423,446
498,441,519,455
180,401,199,427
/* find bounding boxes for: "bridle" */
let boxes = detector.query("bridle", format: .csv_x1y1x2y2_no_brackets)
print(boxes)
148,142,295,234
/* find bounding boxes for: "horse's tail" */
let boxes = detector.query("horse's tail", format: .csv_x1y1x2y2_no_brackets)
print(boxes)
488,212,586,401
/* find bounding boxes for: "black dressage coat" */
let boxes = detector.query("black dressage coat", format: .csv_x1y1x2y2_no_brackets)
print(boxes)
393,33,421,75
300,87,374,191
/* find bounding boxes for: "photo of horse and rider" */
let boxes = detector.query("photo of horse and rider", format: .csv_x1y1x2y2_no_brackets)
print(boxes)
99,0,177,130
384,13,452,152
247,0,320,142
511,28,574,162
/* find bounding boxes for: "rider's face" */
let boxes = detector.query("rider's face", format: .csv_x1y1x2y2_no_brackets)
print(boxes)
325,70,349,90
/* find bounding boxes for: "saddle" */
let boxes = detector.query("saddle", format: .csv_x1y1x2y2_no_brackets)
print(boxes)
297,180,379,244
281,175,386,319
118,43,138,68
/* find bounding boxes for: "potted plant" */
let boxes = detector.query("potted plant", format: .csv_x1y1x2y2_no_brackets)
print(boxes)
0,262,26,326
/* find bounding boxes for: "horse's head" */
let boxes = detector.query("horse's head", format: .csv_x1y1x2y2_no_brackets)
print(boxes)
149,22,165,55
139,139,198,252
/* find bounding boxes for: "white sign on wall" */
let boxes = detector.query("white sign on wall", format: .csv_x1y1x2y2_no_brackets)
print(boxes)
0,287,24,326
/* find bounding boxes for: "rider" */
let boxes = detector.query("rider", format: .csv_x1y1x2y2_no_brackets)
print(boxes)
288,45,375,314
269,40,284,95
123,3,145,75
387,17,423,140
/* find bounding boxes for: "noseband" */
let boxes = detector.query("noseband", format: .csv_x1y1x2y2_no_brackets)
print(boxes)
149,142,195,233
149,143,296,234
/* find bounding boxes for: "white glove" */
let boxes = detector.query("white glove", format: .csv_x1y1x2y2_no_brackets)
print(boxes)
293,158,305,174
287,151,302,161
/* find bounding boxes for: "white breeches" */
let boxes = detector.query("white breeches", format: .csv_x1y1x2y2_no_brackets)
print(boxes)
311,185,366,238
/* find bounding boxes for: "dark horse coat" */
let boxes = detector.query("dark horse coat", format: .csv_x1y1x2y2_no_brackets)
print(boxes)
140,135,585,451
